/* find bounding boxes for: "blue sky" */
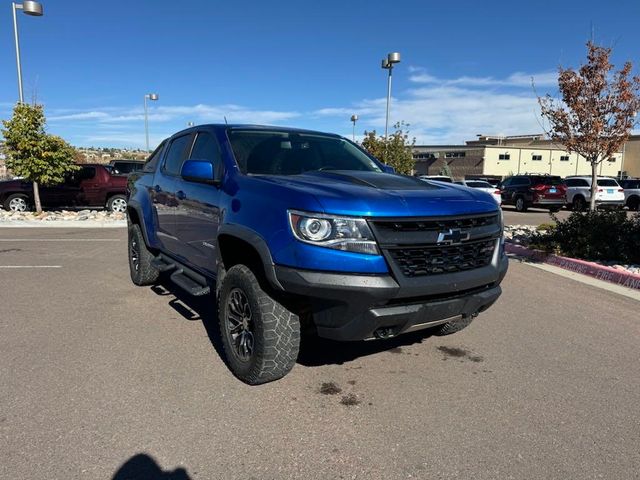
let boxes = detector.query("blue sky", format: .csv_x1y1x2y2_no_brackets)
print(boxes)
1,0,638,148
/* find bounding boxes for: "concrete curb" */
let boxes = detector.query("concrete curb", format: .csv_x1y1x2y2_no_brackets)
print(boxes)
0,221,126,228
505,242,640,291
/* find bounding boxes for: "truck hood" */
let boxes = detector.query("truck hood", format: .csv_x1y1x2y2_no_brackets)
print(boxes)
256,171,499,217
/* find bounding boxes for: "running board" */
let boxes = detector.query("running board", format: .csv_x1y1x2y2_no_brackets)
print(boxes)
153,254,210,296
170,269,210,296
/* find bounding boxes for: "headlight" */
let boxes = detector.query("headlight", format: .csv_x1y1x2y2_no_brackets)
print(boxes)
288,210,379,255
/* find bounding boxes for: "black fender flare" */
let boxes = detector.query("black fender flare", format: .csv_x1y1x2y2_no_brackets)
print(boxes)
217,224,283,291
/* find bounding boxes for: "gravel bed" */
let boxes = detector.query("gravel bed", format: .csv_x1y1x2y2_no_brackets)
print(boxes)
0,209,125,222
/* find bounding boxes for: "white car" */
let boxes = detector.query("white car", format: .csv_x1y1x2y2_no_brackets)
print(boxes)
564,176,625,210
419,175,453,183
455,179,502,205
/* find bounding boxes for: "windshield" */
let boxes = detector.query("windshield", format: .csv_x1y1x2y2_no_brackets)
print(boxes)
228,130,382,175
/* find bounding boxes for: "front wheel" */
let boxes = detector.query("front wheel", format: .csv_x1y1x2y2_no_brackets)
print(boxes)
218,265,300,385
107,194,128,213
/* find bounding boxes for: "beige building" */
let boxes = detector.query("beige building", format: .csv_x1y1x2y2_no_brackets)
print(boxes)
413,133,636,180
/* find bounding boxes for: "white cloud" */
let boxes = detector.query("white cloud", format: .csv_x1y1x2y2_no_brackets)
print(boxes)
408,68,558,88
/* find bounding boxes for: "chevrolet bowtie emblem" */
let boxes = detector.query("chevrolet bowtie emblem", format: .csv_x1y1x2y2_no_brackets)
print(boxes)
436,228,470,245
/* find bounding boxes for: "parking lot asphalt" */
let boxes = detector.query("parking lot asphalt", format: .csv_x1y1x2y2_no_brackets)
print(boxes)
1,228,639,480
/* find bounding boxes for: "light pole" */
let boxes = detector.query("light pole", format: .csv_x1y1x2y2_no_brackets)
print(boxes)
350,114,358,142
144,93,159,151
12,1,44,103
381,52,401,140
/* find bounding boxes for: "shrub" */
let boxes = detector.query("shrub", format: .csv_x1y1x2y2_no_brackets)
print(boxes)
531,210,640,263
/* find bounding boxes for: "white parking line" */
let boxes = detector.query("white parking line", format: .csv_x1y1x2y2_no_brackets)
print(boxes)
0,265,62,268
0,239,120,242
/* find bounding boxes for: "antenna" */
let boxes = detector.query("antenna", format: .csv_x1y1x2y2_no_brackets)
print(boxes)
224,116,228,125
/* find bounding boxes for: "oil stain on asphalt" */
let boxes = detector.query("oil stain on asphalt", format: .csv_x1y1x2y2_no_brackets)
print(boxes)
437,346,484,363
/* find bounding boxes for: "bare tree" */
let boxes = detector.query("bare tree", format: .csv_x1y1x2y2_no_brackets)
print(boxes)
539,41,640,211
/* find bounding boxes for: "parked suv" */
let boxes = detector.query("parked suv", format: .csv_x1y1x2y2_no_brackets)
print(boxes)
127,125,508,384
620,179,640,211
109,159,144,175
564,176,625,211
0,164,128,212
498,174,566,212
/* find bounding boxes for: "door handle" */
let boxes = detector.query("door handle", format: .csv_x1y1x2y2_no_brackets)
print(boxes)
176,190,186,200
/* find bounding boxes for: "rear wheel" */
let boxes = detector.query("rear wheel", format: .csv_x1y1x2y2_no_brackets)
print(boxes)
515,196,527,212
128,223,159,286
3,194,29,212
627,197,640,211
572,196,585,212
218,264,300,385
107,194,128,213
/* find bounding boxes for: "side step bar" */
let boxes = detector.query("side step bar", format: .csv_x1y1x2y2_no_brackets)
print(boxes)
152,254,211,296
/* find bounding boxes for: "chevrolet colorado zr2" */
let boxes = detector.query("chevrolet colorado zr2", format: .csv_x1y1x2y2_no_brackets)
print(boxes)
126,125,508,384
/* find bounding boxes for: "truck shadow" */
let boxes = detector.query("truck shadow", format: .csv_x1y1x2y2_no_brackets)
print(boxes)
112,453,191,480
150,280,434,367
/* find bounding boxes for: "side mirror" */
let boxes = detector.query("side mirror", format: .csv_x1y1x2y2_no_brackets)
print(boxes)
381,164,395,174
181,159,218,185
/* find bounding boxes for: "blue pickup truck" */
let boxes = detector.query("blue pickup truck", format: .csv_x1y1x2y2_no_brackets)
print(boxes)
127,125,508,384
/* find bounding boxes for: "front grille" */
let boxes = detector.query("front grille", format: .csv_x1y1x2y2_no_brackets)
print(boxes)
387,239,496,277
373,214,499,233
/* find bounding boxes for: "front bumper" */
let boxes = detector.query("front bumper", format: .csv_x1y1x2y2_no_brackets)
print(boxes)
274,250,508,341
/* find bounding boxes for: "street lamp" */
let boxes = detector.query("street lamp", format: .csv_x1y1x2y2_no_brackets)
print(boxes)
350,114,358,142
143,93,159,151
381,52,401,140
12,1,44,103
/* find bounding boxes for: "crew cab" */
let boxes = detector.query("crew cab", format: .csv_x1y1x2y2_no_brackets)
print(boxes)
126,125,508,384
0,164,128,212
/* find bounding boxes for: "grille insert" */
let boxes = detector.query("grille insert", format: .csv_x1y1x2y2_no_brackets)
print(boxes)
373,214,499,233
388,239,495,277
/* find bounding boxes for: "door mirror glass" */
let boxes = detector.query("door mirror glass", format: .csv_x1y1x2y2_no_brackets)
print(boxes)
181,159,217,185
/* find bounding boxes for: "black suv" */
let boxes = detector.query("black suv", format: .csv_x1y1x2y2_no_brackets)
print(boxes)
109,160,144,175
498,174,567,212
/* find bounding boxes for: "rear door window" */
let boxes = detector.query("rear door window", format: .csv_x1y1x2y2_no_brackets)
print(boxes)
163,134,193,176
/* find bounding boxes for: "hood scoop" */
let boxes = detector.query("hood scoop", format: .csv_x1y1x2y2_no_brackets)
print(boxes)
302,170,438,190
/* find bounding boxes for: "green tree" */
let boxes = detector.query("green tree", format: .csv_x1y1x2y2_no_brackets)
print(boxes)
361,121,416,175
1,103,78,213
439,162,452,177
539,42,640,211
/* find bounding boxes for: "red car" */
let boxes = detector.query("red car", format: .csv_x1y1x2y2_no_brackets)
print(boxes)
0,164,128,212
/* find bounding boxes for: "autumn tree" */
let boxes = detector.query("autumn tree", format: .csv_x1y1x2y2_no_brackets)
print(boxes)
539,41,640,211
1,103,78,213
361,121,416,175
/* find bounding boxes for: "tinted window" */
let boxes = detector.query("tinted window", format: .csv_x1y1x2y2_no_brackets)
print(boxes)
163,135,192,176
190,132,223,178
530,176,562,186
598,179,619,187
79,167,96,181
143,142,166,173
228,130,382,175
512,177,530,186
622,180,639,189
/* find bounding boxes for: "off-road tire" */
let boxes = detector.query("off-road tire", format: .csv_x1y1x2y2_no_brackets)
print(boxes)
515,196,527,212
218,264,300,385
3,193,30,212
432,315,474,336
128,223,159,286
